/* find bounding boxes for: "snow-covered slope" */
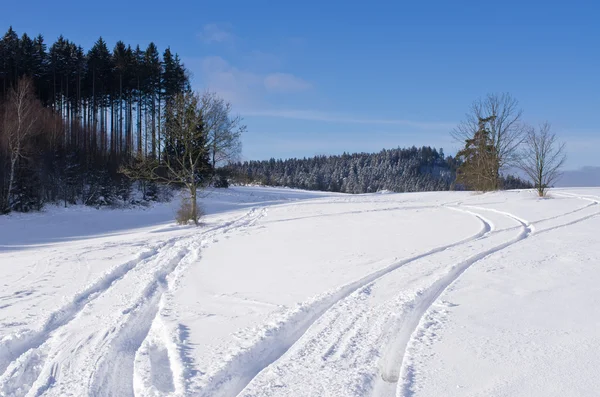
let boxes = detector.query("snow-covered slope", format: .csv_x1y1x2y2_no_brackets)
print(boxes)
0,187,599,397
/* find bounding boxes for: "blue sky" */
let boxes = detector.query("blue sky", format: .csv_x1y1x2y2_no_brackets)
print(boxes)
2,0,599,169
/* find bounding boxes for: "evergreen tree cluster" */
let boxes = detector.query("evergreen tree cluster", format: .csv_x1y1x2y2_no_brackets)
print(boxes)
500,174,533,190
228,147,460,194
0,27,190,212
227,147,532,194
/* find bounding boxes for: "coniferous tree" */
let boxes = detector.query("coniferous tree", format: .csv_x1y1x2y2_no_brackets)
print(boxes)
0,28,192,213
1,27,20,95
455,116,499,191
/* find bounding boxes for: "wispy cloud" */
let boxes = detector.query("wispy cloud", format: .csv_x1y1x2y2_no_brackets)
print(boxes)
188,56,451,132
264,73,312,93
198,23,235,44
241,109,455,130
242,50,283,71
189,56,313,108
195,56,262,105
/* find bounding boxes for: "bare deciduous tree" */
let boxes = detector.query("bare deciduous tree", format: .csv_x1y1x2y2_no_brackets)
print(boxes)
2,77,41,211
122,91,211,225
518,122,566,197
452,93,527,190
200,91,245,171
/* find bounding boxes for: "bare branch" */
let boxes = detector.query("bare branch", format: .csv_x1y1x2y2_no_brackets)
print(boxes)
452,93,527,181
200,91,245,170
518,122,566,197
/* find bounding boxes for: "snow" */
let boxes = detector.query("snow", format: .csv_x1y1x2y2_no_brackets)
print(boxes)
1,186,599,396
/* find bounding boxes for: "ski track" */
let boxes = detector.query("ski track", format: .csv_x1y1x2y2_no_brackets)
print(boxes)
389,208,532,397
3,192,599,397
391,194,599,397
87,243,192,397
0,207,266,397
0,245,165,377
194,205,493,397
224,195,596,397
225,205,529,397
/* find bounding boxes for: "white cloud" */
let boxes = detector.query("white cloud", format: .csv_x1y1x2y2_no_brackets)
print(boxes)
198,23,235,44
187,56,313,109
197,56,262,106
188,57,451,133
264,73,312,93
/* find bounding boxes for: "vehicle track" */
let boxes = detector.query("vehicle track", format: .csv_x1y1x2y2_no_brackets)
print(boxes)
196,206,497,397
390,194,599,397
0,207,266,397
223,206,535,397
198,194,600,397
387,207,532,397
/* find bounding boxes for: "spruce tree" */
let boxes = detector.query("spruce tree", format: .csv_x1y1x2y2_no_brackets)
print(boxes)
455,116,499,191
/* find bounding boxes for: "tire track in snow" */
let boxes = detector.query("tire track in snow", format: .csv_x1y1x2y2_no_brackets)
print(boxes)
206,193,598,397
0,246,163,377
0,209,262,380
131,207,268,397
263,205,444,225
88,207,267,397
0,240,192,397
384,207,532,397
89,244,194,397
536,193,600,234
0,207,266,397
194,207,493,397
388,196,600,397
133,309,181,397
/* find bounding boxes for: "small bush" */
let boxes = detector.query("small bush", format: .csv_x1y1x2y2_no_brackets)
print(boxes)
176,197,204,225
212,169,231,188
213,174,229,188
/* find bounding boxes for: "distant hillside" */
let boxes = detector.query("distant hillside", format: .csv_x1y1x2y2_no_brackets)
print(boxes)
556,167,600,187
226,147,531,194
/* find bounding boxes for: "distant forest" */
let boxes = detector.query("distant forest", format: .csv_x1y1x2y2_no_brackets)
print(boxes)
227,147,532,194
0,27,533,214
0,27,189,212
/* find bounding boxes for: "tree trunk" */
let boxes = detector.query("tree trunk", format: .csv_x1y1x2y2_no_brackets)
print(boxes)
157,90,161,162
191,186,198,226
151,96,156,158
6,153,18,211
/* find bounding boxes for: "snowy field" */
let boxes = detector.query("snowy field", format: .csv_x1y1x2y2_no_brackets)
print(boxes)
1,186,599,397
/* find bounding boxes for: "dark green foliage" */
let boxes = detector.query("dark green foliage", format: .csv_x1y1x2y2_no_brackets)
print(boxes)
500,174,533,190
0,27,190,213
227,147,457,194
11,159,44,212
455,116,499,191
213,168,231,188
227,147,530,194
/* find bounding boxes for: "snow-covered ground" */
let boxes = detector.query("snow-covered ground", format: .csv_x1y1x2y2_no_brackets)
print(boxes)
1,186,599,397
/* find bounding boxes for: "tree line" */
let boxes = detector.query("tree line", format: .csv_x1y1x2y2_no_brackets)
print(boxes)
226,147,532,194
0,25,563,216
0,27,206,213
0,27,188,160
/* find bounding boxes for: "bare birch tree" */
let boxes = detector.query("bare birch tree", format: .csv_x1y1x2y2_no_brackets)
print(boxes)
452,93,527,190
518,122,566,197
2,77,41,211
